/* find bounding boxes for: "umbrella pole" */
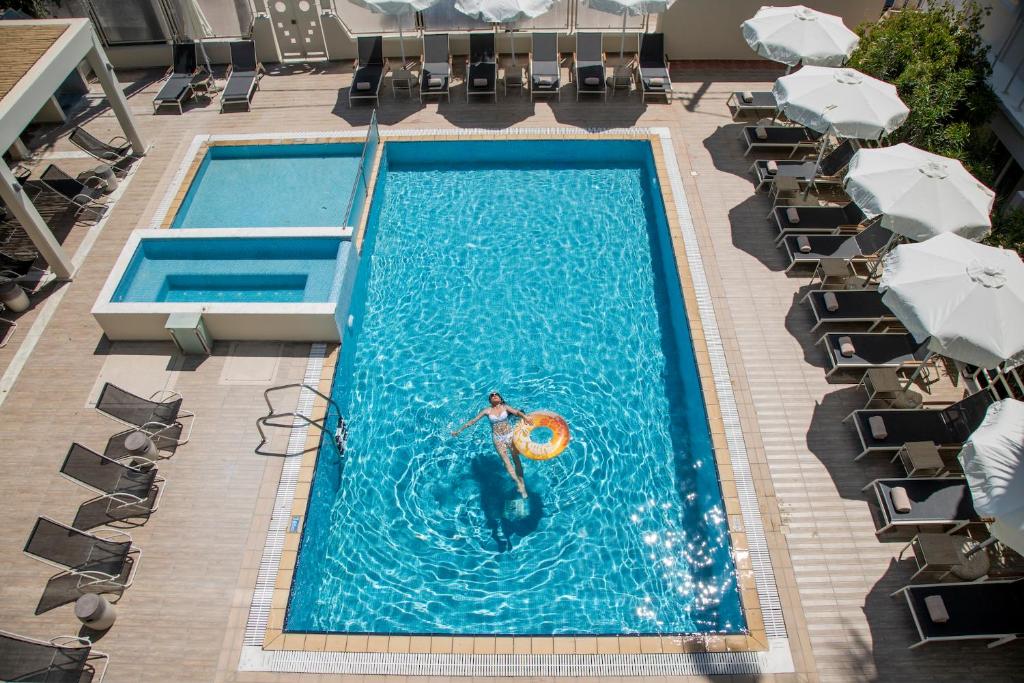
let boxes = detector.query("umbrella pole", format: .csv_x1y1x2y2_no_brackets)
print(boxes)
965,536,998,558
620,10,627,65
865,230,897,283
397,14,407,70
511,29,516,67
902,349,934,394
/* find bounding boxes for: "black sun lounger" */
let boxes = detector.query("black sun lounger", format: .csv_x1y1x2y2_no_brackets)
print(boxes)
819,332,930,382
802,288,897,333
350,36,386,107
771,201,867,243
420,33,451,102
60,443,164,528
153,42,200,114
466,33,497,102
0,629,109,683
848,390,995,459
574,32,606,101
728,90,777,119
39,165,107,220
529,32,561,101
864,478,982,535
752,139,856,191
221,40,264,112
638,32,671,102
69,127,139,175
894,579,1024,649
742,125,822,156
24,517,140,591
95,382,193,444
782,221,891,273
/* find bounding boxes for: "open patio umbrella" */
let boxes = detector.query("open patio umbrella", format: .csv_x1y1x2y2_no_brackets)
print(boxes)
879,233,1024,371
844,144,995,242
454,0,556,65
959,398,1024,555
350,0,439,69
588,0,676,64
741,5,859,70
176,0,216,87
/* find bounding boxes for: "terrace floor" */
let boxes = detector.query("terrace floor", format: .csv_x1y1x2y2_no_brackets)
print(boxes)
0,59,1022,683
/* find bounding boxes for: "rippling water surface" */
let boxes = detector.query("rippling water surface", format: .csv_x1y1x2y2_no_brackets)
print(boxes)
286,140,743,635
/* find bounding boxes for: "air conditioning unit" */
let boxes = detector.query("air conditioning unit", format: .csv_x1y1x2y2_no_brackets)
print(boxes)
165,311,213,356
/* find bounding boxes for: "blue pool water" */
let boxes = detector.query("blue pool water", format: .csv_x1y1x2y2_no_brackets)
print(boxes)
286,140,743,636
111,237,348,303
171,144,362,228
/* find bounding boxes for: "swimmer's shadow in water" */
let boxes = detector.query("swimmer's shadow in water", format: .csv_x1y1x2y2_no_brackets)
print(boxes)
469,455,543,553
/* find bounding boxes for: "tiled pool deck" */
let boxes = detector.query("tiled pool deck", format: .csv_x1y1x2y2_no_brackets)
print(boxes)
0,60,1022,682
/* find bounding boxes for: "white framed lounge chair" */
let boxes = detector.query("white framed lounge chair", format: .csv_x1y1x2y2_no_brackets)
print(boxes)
893,579,1024,649
574,32,606,101
0,629,109,683
466,33,497,102
420,33,451,102
529,32,561,101
637,33,672,102
23,517,141,591
94,382,194,445
221,40,264,112
863,478,984,535
728,90,777,119
350,36,388,107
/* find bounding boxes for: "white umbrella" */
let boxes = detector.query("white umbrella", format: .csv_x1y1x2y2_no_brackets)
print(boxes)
845,143,995,242
741,5,859,69
178,0,215,85
879,234,1024,369
350,0,439,69
588,0,676,63
959,399,1024,555
454,0,556,65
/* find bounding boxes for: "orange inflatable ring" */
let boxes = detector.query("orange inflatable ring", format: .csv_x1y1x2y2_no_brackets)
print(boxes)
512,411,570,461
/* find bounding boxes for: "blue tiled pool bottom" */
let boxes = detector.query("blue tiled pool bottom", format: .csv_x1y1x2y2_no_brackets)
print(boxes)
111,237,347,303
171,144,362,228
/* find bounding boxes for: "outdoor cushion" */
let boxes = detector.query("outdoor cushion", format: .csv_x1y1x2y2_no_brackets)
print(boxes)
796,235,811,253
925,595,949,623
539,76,554,85
473,77,488,87
584,76,600,86
869,415,888,439
823,291,839,312
756,126,768,140
890,486,912,513
429,77,444,87
787,207,801,223
356,81,371,90
742,90,754,102
838,335,855,358
767,160,779,174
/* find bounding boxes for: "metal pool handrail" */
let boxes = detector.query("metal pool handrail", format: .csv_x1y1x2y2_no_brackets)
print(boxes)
342,108,380,228
255,382,341,456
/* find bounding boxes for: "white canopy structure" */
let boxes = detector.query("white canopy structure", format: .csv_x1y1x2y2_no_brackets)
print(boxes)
588,0,676,62
959,399,1024,555
741,5,859,69
350,0,439,67
844,143,995,242
879,234,1024,369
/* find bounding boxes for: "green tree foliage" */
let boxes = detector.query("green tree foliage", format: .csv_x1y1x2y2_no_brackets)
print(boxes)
1,1,52,18
987,208,1024,254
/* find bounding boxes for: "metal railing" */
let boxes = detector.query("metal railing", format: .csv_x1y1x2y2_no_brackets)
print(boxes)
255,382,344,456
342,109,380,228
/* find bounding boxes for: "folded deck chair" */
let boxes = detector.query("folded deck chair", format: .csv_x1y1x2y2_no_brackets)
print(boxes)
0,629,108,683
848,390,995,459
772,202,869,244
782,221,892,273
894,579,1024,649
60,443,164,524
820,332,930,382
38,165,107,220
466,33,497,102
803,289,897,333
574,32,606,101
23,517,140,590
728,90,777,119
864,478,982,535
637,33,671,102
153,42,199,114
741,125,822,156
529,32,561,101
221,40,264,112
752,139,857,192
95,382,193,445
69,127,139,175
350,36,386,107
420,34,451,102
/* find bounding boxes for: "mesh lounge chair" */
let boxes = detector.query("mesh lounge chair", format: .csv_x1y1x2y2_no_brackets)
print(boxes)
0,629,108,683
574,32,606,101
752,139,857,192
69,127,139,175
94,382,193,445
863,478,983,535
848,390,995,459
637,33,671,102
60,443,164,524
420,34,451,102
728,90,777,119
221,40,264,112
350,36,387,107
466,33,497,102
771,201,867,244
893,579,1024,649
802,288,897,333
153,42,200,114
0,309,15,348
529,32,561,101
38,165,108,220
782,221,891,273
23,517,141,591
819,332,930,382
742,125,822,156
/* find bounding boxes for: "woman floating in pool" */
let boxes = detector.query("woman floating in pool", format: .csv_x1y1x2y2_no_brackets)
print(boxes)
452,392,532,499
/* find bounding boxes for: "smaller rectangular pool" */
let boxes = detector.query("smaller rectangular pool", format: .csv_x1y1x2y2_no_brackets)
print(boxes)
171,143,362,229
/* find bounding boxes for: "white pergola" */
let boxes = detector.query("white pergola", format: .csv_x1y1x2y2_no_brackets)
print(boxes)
0,18,146,279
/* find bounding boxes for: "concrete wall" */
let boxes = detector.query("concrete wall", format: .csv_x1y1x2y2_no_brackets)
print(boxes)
94,308,343,342
655,0,884,60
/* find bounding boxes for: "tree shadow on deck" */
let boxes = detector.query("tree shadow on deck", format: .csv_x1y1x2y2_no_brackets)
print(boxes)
726,194,789,272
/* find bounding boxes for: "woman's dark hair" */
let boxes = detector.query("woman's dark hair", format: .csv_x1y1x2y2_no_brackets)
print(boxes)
488,391,505,404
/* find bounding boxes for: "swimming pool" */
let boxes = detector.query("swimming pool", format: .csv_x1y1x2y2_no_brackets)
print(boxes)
171,143,362,228
285,140,744,636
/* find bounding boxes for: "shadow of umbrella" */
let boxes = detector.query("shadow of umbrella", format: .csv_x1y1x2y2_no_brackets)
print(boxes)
333,86,427,126
549,89,647,129
435,80,536,129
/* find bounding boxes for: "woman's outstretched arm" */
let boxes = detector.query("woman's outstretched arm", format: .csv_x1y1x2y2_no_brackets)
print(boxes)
452,410,486,436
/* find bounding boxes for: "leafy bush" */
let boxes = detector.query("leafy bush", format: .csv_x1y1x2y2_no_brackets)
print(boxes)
987,207,1024,254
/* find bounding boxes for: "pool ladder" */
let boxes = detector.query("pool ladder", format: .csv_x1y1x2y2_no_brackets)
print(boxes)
255,383,346,457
